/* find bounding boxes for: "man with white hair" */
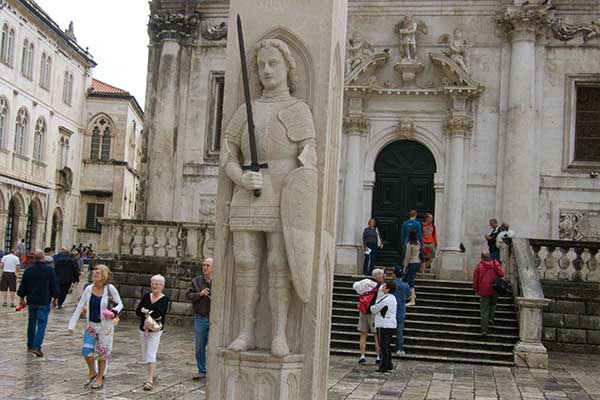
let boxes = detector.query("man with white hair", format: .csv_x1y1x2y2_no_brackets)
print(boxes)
187,257,213,380
353,268,385,365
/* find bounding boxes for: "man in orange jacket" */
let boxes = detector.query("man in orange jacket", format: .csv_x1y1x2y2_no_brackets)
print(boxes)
473,252,504,336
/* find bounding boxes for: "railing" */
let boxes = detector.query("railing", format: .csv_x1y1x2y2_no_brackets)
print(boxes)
529,239,600,282
98,218,215,260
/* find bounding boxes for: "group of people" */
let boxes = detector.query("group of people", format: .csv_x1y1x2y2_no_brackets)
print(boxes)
4,247,214,391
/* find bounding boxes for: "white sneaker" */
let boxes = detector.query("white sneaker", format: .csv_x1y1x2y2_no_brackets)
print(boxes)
396,350,406,356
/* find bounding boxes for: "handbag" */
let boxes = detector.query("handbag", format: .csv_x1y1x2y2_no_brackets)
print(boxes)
491,262,512,295
144,310,163,332
107,285,121,326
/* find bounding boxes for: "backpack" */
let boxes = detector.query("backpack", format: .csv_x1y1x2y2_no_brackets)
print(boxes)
357,281,380,314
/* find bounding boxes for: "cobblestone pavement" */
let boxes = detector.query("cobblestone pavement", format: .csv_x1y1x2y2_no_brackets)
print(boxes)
1,302,600,400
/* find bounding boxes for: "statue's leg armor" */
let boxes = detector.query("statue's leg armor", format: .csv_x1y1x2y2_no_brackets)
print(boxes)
228,231,262,352
266,232,291,357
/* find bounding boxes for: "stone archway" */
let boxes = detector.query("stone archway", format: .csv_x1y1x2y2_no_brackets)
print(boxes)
4,195,23,252
372,139,437,266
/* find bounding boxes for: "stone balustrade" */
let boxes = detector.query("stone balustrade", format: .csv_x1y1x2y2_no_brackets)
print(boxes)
529,239,600,282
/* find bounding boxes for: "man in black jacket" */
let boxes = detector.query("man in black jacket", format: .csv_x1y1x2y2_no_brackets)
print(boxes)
53,249,80,309
187,257,213,380
17,250,60,357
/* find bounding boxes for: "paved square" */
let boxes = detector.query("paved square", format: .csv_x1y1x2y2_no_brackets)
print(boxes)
1,302,599,400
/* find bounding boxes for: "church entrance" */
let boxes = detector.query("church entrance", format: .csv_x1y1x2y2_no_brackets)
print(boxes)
372,140,436,266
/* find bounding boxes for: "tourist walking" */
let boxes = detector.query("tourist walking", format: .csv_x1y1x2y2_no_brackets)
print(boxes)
68,264,122,390
136,275,170,391
421,213,437,273
362,218,383,275
352,268,385,365
400,210,423,255
370,280,397,373
403,230,421,306
187,257,213,380
1,250,20,307
54,249,80,309
43,247,55,268
473,252,505,336
16,250,60,357
392,266,411,356
485,219,501,261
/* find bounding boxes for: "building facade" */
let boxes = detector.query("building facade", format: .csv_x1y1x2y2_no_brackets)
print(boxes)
138,0,600,279
0,0,95,253
78,79,143,248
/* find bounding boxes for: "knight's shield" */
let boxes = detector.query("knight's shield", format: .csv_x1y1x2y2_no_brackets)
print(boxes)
281,166,318,303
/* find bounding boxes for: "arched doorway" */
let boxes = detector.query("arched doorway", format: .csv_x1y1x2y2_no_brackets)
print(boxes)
372,140,436,266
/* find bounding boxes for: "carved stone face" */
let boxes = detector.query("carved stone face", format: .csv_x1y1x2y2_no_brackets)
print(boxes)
257,46,289,92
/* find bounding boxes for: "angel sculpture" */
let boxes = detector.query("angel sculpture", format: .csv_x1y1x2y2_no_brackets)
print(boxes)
394,15,428,62
439,28,472,75
346,32,374,74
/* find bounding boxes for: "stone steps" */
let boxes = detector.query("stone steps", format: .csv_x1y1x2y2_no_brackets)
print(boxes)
329,274,519,366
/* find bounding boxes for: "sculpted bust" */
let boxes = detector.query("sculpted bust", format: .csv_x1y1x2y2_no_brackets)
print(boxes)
220,39,317,357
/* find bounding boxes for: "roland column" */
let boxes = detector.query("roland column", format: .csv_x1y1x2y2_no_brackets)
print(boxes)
496,4,549,236
338,107,370,274
438,95,473,280
144,12,199,221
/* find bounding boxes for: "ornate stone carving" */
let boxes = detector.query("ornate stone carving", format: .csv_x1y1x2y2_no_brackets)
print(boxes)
200,20,228,41
394,116,415,139
343,115,370,135
559,210,600,241
394,15,428,62
346,32,374,76
439,29,471,75
148,11,201,43
551,18,600,43
444,116,473,137
496,3,552,41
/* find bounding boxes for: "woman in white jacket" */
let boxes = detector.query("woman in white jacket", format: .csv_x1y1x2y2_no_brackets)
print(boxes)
370,280,397,373
68,264,122,390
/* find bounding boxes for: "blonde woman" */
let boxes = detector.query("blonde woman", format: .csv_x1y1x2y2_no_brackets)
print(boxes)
68,264,122,390
135,275,170,391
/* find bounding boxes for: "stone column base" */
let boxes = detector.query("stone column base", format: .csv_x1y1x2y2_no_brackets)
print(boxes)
513,341,548,369
216,349,304,400
335,244,362,275
436,250,467,280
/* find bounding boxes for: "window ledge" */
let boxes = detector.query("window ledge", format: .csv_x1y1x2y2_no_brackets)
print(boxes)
13,153,29,161
78,228,102,233
565,161,600,171
0,147,9,154
33,160,47,168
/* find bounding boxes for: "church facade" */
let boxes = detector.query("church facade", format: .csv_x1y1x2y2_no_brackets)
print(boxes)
140,0,600,279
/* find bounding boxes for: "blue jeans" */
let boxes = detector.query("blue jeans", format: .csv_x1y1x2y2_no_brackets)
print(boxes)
395,318,405,352
362,243,378,275
194,314,209,374
27,304,50,350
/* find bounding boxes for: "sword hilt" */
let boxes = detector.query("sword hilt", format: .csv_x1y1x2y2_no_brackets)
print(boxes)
241,163,269,197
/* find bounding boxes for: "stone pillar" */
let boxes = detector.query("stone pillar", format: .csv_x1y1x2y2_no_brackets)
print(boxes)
514,297,551,368
497,4,549,237
438,97,473,280
144,13,200,221
336,113,369,274
208,1,348,399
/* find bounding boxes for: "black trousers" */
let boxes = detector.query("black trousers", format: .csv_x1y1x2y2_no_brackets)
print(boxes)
58,283,71,307
377,327,394,371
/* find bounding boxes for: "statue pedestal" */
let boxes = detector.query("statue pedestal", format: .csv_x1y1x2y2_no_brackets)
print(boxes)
215,349,304,400
393,60,424,85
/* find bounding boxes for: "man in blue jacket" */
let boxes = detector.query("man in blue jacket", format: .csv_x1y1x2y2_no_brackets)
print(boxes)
392,266,411,356
17,250,60,357
400,210,423,256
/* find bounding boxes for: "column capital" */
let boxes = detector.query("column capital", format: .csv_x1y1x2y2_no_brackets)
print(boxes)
496,4,552,42
148,11,202,44
343,115,370,136
444,115,473,138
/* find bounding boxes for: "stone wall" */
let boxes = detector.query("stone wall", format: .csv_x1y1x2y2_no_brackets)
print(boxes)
97,254,201,327
542,280,600,354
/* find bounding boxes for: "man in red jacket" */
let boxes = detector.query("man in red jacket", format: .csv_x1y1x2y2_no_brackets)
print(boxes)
473,252,504,336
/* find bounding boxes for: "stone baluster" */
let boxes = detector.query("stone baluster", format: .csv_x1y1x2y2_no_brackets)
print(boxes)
497,4,549,236
438,96,473,280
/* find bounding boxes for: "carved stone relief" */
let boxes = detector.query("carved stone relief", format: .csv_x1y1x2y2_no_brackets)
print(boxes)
200,20,228,41
394,116,415,139
444,116,474,138
345,32,374,76
439,29,471,76
342,115,370,135
559,210,600,241
393,16,428,85
148,11,202,43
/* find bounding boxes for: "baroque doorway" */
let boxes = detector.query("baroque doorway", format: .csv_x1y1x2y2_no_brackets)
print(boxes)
372,140,436,266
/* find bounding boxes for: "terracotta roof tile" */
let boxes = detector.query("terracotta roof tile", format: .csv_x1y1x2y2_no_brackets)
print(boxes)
90,79,130,95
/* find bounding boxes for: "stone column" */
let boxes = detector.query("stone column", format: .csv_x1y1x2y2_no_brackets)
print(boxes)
438,98,473,280
497,5,549,237
144,13,200,221
514,297,551,368
336,113,369,274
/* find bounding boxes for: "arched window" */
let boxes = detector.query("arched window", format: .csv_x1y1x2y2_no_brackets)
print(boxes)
62,71,73,105
58,136,69,169
21,39,34,78
39,53,51,90
14,107,28,155
0,24,8,63
0,97,7,149
7,28,15,66
33,117,46,162
89,116,112,160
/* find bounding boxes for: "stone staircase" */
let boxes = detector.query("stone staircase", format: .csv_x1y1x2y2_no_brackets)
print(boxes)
329,274,519,366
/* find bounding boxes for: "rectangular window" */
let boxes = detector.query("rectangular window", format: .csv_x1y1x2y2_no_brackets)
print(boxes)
85,203,104,231
206,72,225,160
574,85,600,162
